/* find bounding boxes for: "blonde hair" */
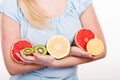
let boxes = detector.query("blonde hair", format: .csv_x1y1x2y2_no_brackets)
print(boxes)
18,0,48,29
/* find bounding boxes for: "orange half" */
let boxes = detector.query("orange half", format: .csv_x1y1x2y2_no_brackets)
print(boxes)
87,39,104,55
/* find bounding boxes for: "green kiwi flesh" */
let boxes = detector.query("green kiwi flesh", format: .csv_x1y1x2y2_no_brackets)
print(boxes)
35,45,47,56
22,48,34,56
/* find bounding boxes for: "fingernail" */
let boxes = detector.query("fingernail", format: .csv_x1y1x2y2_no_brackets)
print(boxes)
33,53,37,56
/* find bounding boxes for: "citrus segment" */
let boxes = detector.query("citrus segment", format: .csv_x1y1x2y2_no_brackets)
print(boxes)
47,35,70,59
87,39,104,55
75,28,95,50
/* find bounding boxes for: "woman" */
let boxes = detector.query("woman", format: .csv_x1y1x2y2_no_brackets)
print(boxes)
0,0,106,80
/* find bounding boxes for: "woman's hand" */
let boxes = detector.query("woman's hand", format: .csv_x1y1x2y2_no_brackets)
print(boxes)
69,46,106,60
69,46,93,58
16,51,56,67
33,53,55,67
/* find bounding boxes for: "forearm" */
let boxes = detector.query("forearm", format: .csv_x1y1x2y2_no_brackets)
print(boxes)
2,39,44,75
4,56,44,75
52,48,106,68
52,56,93,68
8,63,44,75
70,45,106,59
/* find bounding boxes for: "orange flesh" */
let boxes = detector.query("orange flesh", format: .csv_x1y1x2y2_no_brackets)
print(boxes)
87,39,104,55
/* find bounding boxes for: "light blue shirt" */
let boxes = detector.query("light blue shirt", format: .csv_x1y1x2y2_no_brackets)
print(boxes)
0,0,92,80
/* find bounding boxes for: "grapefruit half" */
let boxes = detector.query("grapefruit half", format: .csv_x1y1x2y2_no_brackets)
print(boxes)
87,39,104,55
75,28,95,50
11,40,33,63
47,35,70,59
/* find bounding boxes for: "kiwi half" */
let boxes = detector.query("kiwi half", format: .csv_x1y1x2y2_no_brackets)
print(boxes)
22,48,34,56
34,45,47,56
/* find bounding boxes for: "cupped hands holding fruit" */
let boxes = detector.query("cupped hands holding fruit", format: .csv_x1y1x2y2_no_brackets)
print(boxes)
19,44,55,67
11,39,56,67
70,28,104,59
11,29,105,67
16,51,55,67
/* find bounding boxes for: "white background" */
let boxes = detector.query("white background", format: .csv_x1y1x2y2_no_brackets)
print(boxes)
0,0,120,80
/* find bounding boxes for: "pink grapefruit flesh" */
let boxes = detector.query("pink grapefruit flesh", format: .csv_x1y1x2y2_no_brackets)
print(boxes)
11,40,33,63
75,28,95,50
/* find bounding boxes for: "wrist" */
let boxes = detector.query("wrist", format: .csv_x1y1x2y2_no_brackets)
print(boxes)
50,60,59,68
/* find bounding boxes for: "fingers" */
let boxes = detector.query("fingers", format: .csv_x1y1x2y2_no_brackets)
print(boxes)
16,53,31,64
16,51,36,64
33,53,55,62
82,52,92,58
70,46,93,58
20,51,35,61
16,51,55,66
33,53,55,66
16,53,26,64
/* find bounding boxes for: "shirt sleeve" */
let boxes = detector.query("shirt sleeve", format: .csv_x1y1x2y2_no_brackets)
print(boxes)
0,0,20,23
73,0,93,16
0,0,3,13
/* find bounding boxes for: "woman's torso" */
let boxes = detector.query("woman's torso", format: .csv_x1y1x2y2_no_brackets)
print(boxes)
18,0,81,79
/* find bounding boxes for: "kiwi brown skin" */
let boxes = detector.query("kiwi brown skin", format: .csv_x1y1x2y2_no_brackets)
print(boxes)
34,45,47,56
22,48,34,56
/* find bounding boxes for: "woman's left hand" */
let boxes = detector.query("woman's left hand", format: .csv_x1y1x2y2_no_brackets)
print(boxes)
17,51,56,67
33,53,56,67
